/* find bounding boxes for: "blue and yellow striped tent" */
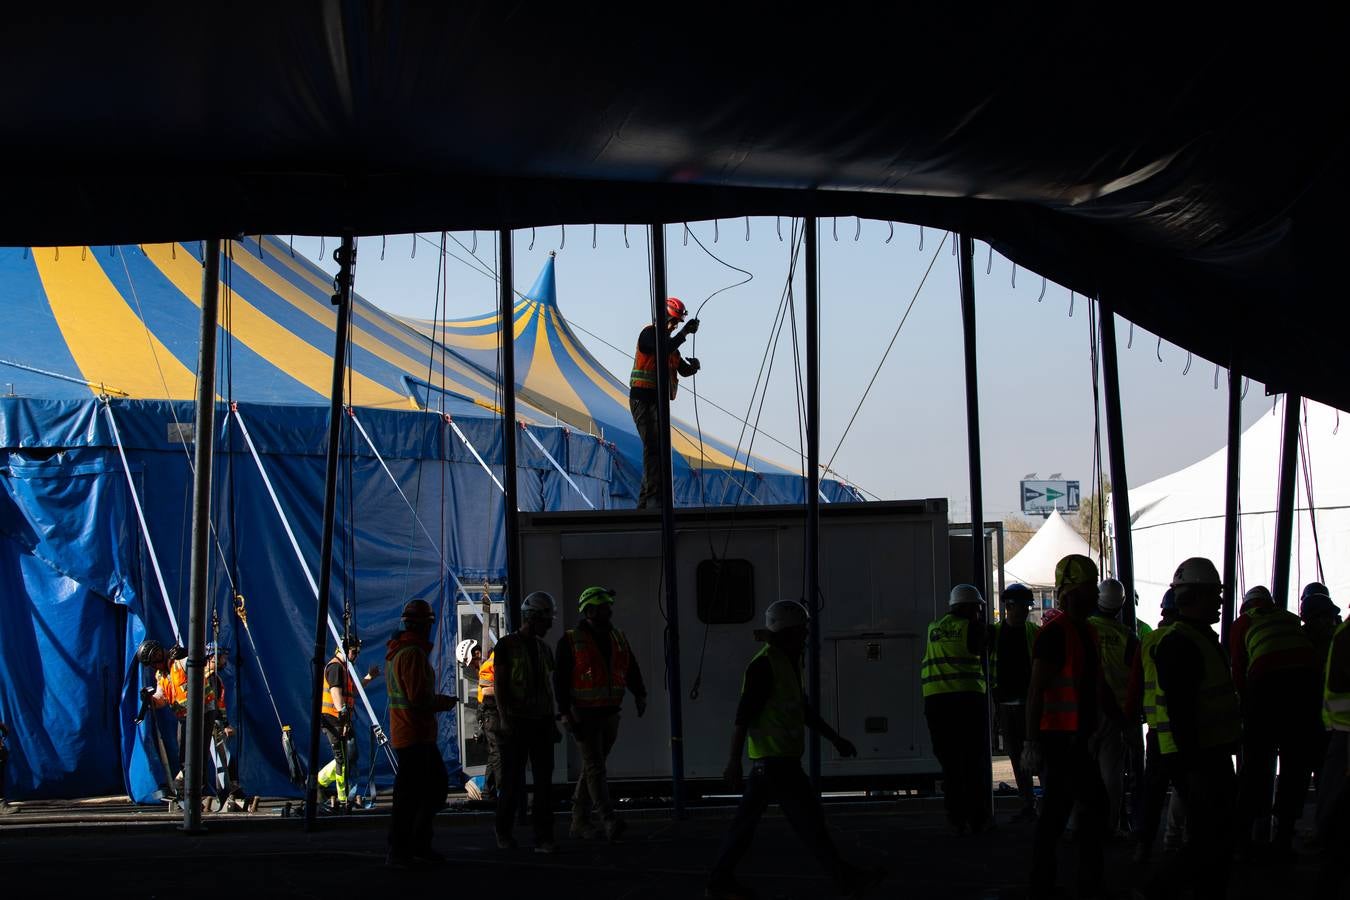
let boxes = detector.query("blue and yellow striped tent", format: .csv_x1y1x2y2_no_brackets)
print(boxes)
1,236,858,505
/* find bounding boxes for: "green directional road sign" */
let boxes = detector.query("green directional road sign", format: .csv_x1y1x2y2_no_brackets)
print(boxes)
1020,479,1080,514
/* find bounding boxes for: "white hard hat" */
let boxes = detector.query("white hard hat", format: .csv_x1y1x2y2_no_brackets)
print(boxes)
1241,585,1273,611
521,591,556,619
764,599,809,633
455,638,479,666
1170,557,1221,588
949,583,984,608
1098,579,1125,610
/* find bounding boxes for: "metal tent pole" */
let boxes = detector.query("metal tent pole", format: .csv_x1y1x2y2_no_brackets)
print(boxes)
304,235,356,831
1220,360,1243,644
499,230,522,627
1097,301,1136,629
649,222,686,817
805,217,822,785
1271,393,1301,609
182,238,221,834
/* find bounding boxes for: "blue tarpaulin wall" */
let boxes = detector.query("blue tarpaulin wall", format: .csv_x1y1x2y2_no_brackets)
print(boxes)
0,397,611,802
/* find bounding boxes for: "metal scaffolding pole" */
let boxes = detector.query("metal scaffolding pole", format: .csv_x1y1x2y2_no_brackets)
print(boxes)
1271,393,1301,609
805,217,822,785
304,235,355,831
1220,360,1242,644
1097,301,1136,629
182,239,221,834
649,223,686,817
499,230,522,627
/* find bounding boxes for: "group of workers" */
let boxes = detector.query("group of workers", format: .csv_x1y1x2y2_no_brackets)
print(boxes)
923,552,1350,898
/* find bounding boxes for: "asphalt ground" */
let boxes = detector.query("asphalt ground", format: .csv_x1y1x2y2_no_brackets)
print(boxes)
0,794,1336,899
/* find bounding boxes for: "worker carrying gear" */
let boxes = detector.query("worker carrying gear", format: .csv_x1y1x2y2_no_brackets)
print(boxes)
556,586,648,842
1026,554,1108,898
1143,556,1239,897
707,599,883,899
921,584,989,838
317,636,381,813
385,598,455,867
991,584,1040,821
493,589,559,853
628,297,702,509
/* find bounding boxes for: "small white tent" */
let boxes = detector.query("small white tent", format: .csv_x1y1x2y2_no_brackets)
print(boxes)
1124,398,1350,628
1003,509,1095,588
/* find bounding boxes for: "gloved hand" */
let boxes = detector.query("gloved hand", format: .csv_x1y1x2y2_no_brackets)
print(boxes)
366,665,381,679
833,737,858,759
686,357,701,373
683,317,700,335
635,695,647,718
139,686,157,701
1021,739,1044,775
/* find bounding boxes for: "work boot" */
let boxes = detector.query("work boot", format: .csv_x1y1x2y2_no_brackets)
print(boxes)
604,817,627,842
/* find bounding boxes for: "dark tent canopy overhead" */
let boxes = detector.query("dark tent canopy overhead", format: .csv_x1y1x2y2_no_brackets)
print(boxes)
4,8,1345,408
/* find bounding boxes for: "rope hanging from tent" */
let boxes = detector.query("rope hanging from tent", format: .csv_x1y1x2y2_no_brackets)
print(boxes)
1298,398,1324,584
1086,298,1109,574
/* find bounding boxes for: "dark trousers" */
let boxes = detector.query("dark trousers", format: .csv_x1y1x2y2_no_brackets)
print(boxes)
629,396,662,509
925,692,991,829
480,701,502,794
1315,731,1349,894
1137,730,1175,848
709,757,850,890
572,711,622,824
1153,750,1234,900
496,716,555,844
388,743,448,857
997,702,1035,806
1030,733,1106,896
1237,672,1321,841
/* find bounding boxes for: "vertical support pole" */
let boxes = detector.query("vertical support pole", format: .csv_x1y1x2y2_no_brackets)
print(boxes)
1220,359,1243,644
649,223,686,817
956,234,992,819
182,239,221,834
1097,301,1136,629
1271,393,1301,609
305,235,356,832
805,217,822,785
499,230,522,628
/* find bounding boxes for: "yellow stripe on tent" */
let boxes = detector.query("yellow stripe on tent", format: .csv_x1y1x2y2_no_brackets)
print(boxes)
35,248,199,399
142,244,405,408
519,305,594,425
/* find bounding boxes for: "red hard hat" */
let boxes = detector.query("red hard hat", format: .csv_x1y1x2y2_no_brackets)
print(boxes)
665,296,687,322
401,599,435,623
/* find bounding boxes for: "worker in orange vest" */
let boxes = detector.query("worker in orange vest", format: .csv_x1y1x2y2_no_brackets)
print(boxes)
317,635,381,812
628,296,700,509
556,586,648,841
1024,554,1108,898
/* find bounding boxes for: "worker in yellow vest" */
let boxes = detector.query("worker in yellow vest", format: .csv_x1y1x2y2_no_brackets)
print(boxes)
707,600,883,900
990,583,1040,821
921,583,990,836
1129,589,1186,863
1087,578,1141,837
1314,616,1350,894
1229,583,1319,861
1146,558,1240,900
1024,555,1107,898
556,586,648,841
628,296,700,509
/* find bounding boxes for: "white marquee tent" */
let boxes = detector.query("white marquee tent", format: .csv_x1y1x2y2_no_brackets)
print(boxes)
1002,509,1096,590
1123,398,1349,628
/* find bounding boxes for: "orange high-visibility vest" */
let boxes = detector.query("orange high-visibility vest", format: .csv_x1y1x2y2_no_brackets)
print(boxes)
1039,618,1089,732
157,660,189,719
568,626,632,708
321,656,355,718
477,650,496,704
630,344,681,400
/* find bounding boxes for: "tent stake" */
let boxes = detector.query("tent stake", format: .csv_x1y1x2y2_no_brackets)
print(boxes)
305,235,356,832
1271,393,1301,608
650,222,686,818
182,238,221,835
1221,358,1242,644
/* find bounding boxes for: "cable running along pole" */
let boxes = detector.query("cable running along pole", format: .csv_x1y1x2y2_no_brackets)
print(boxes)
499,229,523,628
305,235,356,831
1096,299,1135,628
1271,393,1301,608
1220,357,1242,644
804,218,823,786
650,223,687,817
180,239,221,833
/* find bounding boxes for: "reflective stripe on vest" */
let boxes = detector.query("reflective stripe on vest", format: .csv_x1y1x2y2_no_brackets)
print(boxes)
1089,614,1131,710
386,646,422,711
1155,620,1241,755
321,655,355,717
988,620,1037,695
630,345,681,399
1039,618,1087,732
921,615,986,697
1324,619,1350,732
506,636,554,718
158,661,189,718
568,626,631,708
745,644,806,760
1244,606,1313,672
477,650,496,704
1140,624,1172,728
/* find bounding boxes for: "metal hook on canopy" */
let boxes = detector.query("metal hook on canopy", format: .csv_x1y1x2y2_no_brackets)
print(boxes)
471,231,478,255
592,224,597,249
410,233,416,259
1214,364,1221,390
714,219,719,243
80,246,87,261
1182,352,1193,376
1038,276,1047,301
381,235,386,260
560,224,565,250
256,235,264,258
623,224,630,249
745,216,751,241
885,222,894,244
683,223,689,246
1127,322,1134,348
1011,263,1017,288
986,244,994,275
832,217,838,241
854,217,861,241
529,228,536,251
951,233,958,255
1068,291,1075,317
918,226,924,251
777,217,783,241
289,236,296,257
1156,336,1165,363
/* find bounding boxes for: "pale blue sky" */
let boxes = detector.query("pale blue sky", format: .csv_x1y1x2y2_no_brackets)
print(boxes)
295,219,1267,520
